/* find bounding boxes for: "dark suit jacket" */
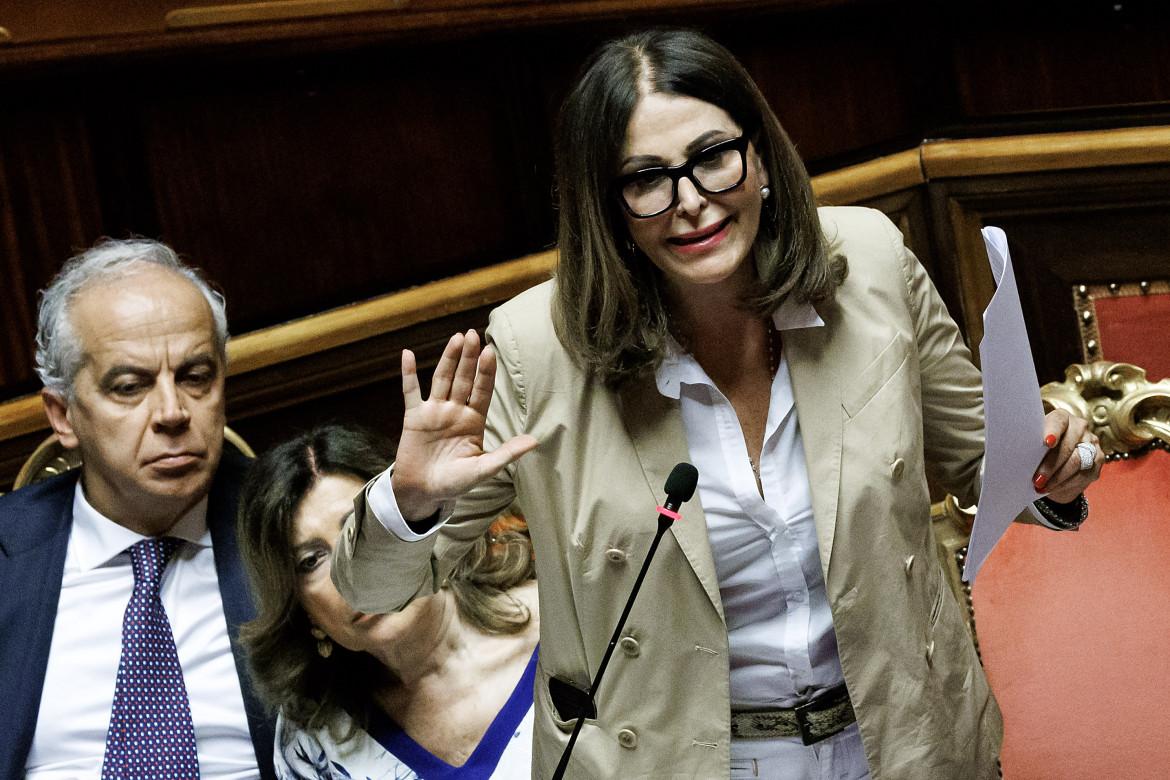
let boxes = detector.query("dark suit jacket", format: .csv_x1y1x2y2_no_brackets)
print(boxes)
0,449,275,779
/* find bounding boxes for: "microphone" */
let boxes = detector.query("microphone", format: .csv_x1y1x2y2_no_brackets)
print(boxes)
660,462,699,518
550,463,699,780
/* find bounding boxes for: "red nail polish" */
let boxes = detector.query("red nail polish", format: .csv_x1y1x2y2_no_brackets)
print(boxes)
1044,434,1057,447
1033,473,1048,491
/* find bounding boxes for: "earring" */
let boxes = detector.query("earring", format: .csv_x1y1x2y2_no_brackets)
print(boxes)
310,626,333,659
760,186,778,239
626,238,639,259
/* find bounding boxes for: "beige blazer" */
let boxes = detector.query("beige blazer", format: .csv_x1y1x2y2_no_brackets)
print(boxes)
333,206,1002,780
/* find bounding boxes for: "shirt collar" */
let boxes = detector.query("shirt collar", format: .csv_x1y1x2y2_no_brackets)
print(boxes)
655,300,823,400
771,298,825,332
70,481,211,572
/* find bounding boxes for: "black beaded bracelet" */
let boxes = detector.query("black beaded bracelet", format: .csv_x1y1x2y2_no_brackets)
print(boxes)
1034,493,1089,530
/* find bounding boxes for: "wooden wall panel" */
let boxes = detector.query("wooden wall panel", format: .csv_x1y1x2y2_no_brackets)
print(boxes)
0,104,103,394
729,8,927,165
136,42,554,334
944,2,1170,119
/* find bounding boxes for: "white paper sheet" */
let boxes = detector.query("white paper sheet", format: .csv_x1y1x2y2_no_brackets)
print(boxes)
962,227,1049,582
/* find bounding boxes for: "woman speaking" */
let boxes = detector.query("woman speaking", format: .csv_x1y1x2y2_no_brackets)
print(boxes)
331,29,1102,780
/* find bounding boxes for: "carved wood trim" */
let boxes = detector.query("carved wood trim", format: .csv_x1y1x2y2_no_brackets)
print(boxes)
0,0,838,66
0,395,48,440
227,248,555,375
1041,361,1170,459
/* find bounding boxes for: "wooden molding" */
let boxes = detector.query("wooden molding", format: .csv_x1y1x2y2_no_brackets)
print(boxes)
812,148,924,205
167,0,409,29
227,249,555,376
0,0,839,68
922,126,1170,179
0,395,48,440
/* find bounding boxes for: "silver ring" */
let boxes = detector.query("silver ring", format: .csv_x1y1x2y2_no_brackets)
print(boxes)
1076,442,1096,471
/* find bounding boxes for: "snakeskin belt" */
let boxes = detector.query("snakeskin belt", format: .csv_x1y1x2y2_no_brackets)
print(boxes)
730,684,855,745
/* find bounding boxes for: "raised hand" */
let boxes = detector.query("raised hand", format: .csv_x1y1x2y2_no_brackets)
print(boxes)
1033,408,1103,505
392,330,537,522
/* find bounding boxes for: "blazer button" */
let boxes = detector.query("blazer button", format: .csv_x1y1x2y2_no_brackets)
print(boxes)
926,640,936,667
904,554,915,575
605,548,627,563
891,457,906,481
347,524,356,543
617,728,638,749
619,637,641,657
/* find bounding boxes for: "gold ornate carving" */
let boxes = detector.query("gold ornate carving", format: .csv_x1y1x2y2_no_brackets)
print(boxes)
1040,361,1170,459
13,435,82,489
931,496,980,654
0,27,12,44
166,0,409,29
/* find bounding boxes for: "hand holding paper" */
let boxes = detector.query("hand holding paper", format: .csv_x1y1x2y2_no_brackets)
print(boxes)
963,228,1048,582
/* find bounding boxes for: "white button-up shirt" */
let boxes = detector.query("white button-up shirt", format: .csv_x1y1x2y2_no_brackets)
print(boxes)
654,303,845,710
25,483,260,779
656,303,870,780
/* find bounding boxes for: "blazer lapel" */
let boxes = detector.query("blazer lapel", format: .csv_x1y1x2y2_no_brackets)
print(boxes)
784,318,845,579
206,452,253,640
617,378,724,621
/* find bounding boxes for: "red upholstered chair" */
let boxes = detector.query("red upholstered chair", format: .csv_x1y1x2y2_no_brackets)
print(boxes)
935,361,1170,779
1075,281,1170,382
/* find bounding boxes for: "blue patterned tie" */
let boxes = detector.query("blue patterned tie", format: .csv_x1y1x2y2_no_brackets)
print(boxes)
101,537,200,779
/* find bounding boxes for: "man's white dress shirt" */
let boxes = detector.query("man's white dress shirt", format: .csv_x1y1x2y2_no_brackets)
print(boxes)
25,483,260,779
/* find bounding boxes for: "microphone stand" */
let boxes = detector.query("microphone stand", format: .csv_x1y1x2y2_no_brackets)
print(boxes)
550,509,678,780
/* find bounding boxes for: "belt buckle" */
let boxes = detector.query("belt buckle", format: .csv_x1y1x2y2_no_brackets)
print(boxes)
793,689,841,746
793,698,822,746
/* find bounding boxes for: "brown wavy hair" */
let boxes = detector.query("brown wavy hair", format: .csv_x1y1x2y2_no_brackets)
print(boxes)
552,28,846,386
237,424,535,743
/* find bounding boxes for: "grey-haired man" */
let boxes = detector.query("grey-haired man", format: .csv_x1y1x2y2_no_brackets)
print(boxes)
0,239,275,778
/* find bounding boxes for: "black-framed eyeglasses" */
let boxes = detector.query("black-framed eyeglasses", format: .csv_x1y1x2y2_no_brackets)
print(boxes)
613,136,750,219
